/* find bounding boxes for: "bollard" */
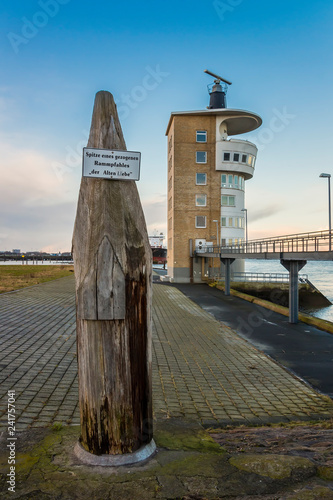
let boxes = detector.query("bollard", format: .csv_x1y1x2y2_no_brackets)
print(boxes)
72,91,154,464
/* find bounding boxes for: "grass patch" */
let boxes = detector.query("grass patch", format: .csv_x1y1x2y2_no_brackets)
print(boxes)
52,422,64,431
0,265,74,293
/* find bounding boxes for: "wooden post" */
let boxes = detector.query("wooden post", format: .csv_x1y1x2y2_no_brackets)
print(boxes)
72,91,154,462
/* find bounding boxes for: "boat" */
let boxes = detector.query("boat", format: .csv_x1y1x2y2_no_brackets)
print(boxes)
149,233,167,267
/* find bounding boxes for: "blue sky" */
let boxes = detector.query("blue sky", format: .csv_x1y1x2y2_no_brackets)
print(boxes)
1,0,333,251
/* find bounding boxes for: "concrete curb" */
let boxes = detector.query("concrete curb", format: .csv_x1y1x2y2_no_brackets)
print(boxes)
212,284,333,335
74,439,157,466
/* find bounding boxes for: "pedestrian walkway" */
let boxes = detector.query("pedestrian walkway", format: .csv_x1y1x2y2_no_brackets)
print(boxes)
152,284,333,426
0,278,78,430
0,276,332,432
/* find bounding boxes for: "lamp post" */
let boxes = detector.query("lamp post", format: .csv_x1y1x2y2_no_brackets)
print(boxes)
241,208,248,247
213,219,221,279
213,220,219,249
319,173,331,252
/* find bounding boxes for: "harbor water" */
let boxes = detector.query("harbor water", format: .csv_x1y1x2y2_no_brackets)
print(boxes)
245,259,333,323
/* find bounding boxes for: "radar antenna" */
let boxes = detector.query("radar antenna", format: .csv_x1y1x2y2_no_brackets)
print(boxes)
204,69,232,86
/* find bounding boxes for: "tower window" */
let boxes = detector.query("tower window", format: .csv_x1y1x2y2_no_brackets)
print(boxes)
221,174,244,190
221,152,255,165
196,151,207,163
196,130,207,142
195,215,206,228
247,154,255,166
196,194,207,206
221,195,235,206
196,173,207,185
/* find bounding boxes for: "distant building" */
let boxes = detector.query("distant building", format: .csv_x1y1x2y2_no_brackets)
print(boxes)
165,72,262,283
12,249,21,254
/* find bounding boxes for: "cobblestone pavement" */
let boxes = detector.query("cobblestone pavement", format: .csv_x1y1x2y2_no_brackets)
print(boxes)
0,276,332,432
0,278,78,431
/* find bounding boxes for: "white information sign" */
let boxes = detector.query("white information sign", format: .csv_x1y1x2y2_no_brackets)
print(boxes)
82,148,141,180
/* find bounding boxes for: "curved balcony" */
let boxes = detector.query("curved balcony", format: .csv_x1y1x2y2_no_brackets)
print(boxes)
216,139,257,180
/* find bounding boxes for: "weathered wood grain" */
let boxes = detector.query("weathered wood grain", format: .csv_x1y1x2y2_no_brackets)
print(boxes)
72,91,152,455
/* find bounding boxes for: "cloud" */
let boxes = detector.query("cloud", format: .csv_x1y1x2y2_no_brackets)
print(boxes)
142,194,167,235
0,141,78,251
0,142,73,206
248,204,283,223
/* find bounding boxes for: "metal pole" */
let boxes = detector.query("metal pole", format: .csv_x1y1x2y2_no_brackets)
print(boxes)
329,176,331,252
224,259,231,296
241,208,248,247
320,173,332,251
213,220,219,250
213,219,220,278
289,261,299,324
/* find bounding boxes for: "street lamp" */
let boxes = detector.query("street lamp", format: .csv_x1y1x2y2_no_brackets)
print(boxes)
319,173,331,252
241,208,248,246
213,220,219,249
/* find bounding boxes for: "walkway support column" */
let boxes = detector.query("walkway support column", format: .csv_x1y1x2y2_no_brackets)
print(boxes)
220,258,235,296
72,91,154,464
281,259,307,324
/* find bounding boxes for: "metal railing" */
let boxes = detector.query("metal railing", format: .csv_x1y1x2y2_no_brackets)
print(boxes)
196,229,332,255
231,272,308,283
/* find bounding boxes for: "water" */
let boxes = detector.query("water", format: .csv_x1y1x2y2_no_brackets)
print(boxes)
245,259,333,322
0,260,72,265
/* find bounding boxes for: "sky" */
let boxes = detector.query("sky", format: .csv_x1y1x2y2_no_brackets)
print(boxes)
1,0,333,252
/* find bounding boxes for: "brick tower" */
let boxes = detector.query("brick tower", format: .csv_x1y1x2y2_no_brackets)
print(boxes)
165,71,262,283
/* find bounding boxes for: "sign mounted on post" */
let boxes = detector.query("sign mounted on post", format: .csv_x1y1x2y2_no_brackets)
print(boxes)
82,147,141,180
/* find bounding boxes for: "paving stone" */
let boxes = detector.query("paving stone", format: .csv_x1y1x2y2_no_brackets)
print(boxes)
0,276,333,432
